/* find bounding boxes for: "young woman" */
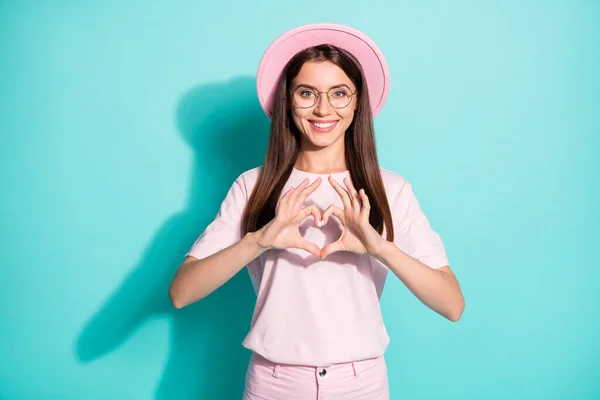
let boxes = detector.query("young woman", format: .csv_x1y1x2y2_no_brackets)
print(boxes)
169,23,464,399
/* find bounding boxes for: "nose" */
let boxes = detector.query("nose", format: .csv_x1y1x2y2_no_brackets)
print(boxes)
314,93,332,116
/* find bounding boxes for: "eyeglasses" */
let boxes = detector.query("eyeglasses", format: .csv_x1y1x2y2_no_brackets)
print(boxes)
290,86,358,109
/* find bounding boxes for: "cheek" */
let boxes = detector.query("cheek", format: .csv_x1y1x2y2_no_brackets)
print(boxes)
339,109,356,127
291,110,311,131
338,99,357,124
291,113,304,132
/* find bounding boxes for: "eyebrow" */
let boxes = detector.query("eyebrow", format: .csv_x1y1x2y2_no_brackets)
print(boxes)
293,83,353,91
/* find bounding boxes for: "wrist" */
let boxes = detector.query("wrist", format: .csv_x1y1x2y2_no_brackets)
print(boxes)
243,230,271,256
246,220,280,249
369,239,396,262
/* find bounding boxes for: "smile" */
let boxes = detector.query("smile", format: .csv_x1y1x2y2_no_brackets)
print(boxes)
309,120,338,133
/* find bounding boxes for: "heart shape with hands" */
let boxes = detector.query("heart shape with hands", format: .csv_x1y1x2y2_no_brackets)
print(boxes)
257,175,389,259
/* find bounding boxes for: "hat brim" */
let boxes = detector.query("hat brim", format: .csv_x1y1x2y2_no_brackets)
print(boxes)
256,23,390,119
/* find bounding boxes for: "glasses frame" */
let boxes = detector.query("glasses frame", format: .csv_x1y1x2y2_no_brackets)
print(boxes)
289,86,359,110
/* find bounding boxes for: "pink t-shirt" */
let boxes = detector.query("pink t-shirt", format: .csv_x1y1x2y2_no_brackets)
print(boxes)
185,166,449,367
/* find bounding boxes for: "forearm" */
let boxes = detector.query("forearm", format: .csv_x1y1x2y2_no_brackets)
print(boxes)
169,231,266,308
373,241,464,321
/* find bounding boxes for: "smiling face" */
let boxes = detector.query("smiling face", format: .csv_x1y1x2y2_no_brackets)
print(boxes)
289,61,358,150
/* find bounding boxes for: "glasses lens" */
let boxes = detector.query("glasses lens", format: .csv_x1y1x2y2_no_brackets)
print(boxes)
293,88,317,108
292,87,354,108
328,87,353,108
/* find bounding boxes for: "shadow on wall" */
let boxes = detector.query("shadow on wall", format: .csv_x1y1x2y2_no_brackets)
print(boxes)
74,76,270,399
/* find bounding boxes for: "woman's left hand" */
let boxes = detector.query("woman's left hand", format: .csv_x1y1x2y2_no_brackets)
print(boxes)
320,176,389,259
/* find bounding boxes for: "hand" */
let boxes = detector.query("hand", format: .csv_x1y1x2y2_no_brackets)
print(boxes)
256,177,323,258
320,176,388,259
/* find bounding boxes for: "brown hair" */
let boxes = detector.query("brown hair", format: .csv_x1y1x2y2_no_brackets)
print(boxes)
242,44,394,242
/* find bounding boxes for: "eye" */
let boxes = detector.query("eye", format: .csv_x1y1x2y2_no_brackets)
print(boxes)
332,90,348,98
300,90,315,98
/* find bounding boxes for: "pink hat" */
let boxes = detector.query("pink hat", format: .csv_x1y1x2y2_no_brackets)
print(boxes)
256,23,390,119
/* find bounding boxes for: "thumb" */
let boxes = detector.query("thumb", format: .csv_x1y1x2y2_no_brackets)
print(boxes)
296,239,322,258
320,241,344,259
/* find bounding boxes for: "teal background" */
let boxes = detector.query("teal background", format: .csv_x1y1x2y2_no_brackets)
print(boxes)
1,1,598,399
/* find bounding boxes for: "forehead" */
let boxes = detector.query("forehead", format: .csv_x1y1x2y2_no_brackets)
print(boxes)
292,61,354,89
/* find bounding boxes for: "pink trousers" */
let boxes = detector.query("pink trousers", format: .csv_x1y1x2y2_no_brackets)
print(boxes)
242,352,389,400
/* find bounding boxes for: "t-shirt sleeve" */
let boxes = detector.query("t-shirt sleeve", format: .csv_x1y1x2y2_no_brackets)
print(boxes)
391,180,450,269
185,175,247,261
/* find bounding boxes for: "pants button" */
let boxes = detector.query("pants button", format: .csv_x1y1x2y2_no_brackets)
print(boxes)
319,368,327,377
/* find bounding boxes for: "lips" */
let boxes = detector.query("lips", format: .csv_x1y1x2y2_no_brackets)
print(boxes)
308,120,339,133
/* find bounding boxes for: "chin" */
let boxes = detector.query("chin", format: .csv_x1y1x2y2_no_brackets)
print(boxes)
305,124,345,140
307,134,342,149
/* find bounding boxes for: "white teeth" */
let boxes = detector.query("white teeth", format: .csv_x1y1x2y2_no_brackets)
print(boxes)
311,121,337,128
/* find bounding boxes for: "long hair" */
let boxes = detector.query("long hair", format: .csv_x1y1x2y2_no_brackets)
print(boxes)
242,44,394,242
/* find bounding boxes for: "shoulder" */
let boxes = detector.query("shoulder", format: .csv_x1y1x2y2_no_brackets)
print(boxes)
378,166,423,211
232,165,263,199
379,166,410,193
237,165,262,183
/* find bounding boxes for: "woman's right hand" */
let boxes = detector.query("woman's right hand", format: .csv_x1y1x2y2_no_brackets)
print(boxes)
255,177,323,258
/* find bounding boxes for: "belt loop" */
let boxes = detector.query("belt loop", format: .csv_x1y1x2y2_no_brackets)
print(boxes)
272,363,280,378
352,361,357,377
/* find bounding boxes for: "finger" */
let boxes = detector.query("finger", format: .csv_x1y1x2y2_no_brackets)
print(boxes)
296,239,322,258
277,186,295,212
289,178,309,203
322,205,344,226
294,177,322,211
289,178,311,209
300,204,322,227
343,177,361,212
359,188,371,222
321,240,344,259
328,176,352,210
